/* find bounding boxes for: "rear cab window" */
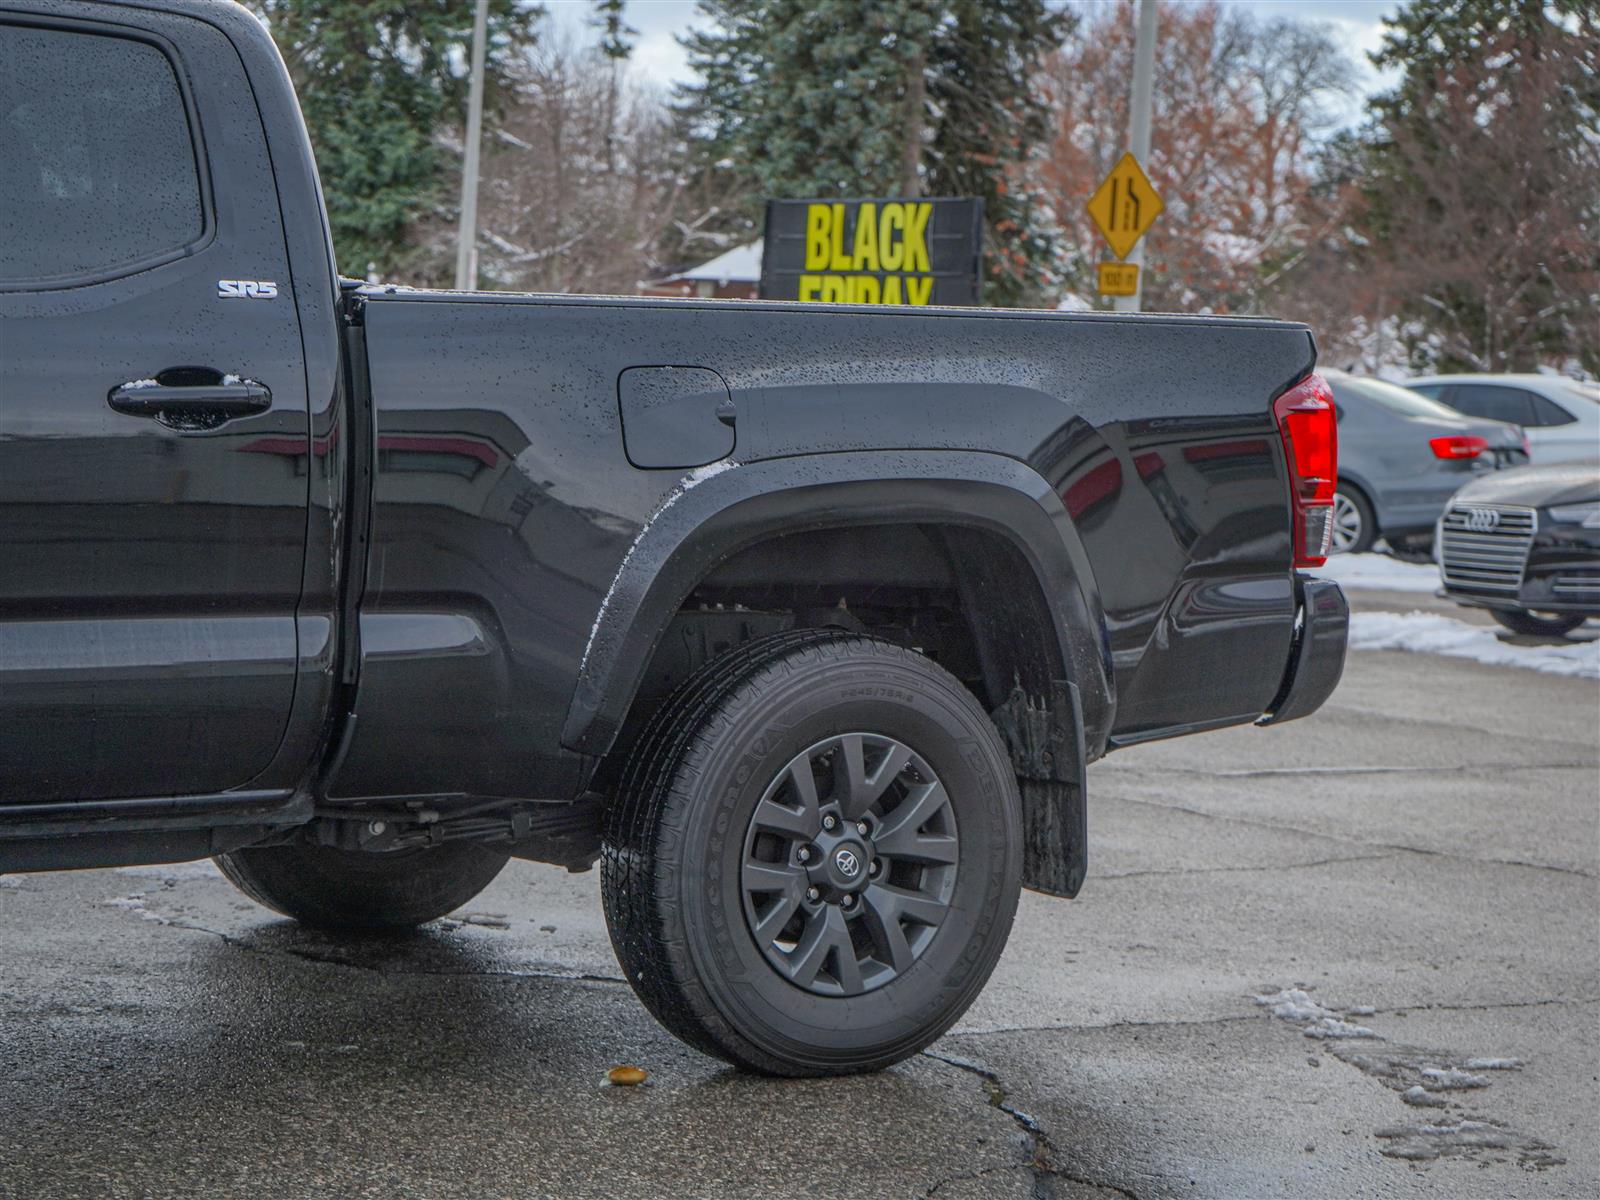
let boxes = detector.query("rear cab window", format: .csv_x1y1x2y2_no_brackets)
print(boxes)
0,21,206,288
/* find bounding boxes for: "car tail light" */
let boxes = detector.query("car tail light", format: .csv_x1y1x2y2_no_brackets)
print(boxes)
1429,435,1488,460
1273,373,1338,568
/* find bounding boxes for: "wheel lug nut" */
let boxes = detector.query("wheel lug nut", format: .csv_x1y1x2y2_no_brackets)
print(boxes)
841,894,856,910
805,886,820,903
822,814,838,831
869,859,881,876
797,846,811,863
856,820,870,835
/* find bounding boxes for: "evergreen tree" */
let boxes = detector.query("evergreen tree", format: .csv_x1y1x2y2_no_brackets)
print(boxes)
924,0,1066,306
676,0,1067,305
1354,0,1599,371
591,0,638,61
591,0,638,171
252,0,542,281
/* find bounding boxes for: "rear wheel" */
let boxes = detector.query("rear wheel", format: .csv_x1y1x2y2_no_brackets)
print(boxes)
1330,486,1376,554
1489,608,1587,638
214,842,509,931
602,630,1022,1076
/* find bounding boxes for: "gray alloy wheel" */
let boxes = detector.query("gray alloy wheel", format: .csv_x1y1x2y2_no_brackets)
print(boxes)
1330,487,1375,554
740,733,959,997
601,629,1023,1076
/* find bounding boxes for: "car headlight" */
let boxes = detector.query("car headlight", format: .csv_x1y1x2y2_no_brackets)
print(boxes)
1547,502,1600,528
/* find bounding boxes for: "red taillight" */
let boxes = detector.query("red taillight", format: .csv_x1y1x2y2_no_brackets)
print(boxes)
1429,435,1488,460
1273,373,1338,568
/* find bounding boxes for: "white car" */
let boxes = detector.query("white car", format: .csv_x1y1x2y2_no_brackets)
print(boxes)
1408,374,1599,464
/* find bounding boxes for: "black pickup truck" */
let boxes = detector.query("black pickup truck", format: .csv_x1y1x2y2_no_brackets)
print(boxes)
0,0,1348,1076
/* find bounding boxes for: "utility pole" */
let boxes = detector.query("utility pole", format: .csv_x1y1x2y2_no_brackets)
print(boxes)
454,0,490,291
1114,0,1157,314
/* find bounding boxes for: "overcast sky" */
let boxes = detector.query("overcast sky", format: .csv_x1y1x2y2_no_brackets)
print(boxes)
546,0,1404,130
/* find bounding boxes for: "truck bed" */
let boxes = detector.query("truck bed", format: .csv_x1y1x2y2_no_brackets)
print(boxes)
334,288,1315,800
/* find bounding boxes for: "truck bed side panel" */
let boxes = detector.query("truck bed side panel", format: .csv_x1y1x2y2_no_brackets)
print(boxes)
335,294,1312,799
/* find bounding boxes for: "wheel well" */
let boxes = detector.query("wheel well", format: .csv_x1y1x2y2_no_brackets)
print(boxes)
623,523,1067,721
593,522,1083,881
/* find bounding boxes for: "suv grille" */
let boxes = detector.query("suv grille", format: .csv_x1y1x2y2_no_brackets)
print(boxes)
1439,504,1535,592
1552,572,1600,598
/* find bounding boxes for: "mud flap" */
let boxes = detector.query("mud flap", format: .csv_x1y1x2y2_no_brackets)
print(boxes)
990,679,1088,899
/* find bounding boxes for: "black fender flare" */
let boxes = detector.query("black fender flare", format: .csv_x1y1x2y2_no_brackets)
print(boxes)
562,449,1115,760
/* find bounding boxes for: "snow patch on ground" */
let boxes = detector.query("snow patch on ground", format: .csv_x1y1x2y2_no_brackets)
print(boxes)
114,861,222,881
1402,1085,1448,1108
1253,988,1378,1040
1317,551,1441,593
1349,610,1600,678
103,894,174,925
1254,987,1335,1022
1420,1066,1492,1089
1465,1057,1524,1070
1304,1016,1378,1039
0,876,21,889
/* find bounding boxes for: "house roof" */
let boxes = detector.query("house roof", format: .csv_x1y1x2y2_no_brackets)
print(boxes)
669,241,763,284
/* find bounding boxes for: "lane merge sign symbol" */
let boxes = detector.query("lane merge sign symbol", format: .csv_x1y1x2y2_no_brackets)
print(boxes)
1086,153,1164,261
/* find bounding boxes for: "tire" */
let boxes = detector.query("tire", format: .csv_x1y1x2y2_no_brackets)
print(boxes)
214,842,509,931
1330,485,1376,555
1489,608,1587,638
602,629,1023,1077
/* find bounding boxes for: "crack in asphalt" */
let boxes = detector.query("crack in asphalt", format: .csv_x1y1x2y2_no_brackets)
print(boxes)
1373,995,1600,1016
1098,791,1599,879
922,1048,1142,1200
954,1013,1260,1039
946,996,1600,1043
1098,851,1400,881
1103,760,1598,780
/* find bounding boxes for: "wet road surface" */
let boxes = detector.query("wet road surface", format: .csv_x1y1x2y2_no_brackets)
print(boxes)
2,603,1596,1198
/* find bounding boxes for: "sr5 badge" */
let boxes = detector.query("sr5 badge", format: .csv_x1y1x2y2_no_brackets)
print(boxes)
218,279,279,299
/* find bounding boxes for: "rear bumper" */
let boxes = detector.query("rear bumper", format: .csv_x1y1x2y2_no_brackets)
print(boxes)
1258,576,1348,726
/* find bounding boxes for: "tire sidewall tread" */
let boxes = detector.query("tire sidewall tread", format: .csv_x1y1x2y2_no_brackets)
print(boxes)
602,631,1023,1076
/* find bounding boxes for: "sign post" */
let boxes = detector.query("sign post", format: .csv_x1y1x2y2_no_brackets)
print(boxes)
1083,0,1160,310
454,0,490,291
1119,0,1158,312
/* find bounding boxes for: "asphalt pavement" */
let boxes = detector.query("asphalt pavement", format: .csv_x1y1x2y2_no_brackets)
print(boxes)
2,585,1596,1199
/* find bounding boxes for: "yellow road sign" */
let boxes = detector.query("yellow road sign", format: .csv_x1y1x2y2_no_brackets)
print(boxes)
1097,262,1139,297
1086,153,1164,261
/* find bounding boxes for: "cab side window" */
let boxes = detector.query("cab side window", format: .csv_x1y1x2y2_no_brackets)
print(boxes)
1527,394,1576,427
1449,384,1538,426
0,23,203,287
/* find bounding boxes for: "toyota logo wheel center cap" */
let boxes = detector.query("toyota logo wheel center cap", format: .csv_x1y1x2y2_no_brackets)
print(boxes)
800,824,873,896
